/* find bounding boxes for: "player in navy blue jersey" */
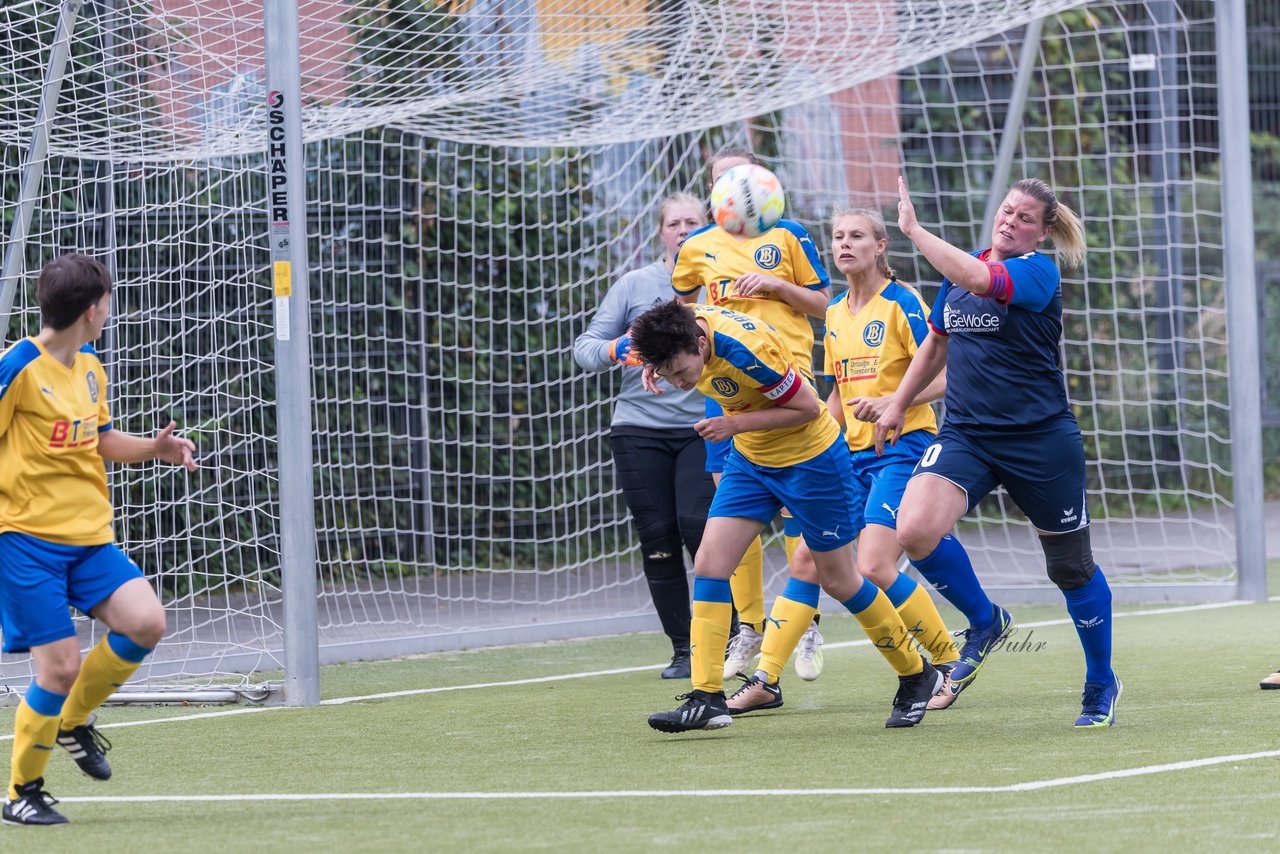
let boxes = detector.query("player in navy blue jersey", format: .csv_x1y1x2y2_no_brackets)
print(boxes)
876,176,1120,728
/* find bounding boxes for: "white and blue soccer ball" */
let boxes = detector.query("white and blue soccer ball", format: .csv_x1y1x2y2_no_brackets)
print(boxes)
710,164,786,239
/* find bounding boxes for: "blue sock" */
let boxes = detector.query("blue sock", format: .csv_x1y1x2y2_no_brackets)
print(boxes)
911,534,995,629
883,572,918,608
840,580,878,615
693,576,732,603
1062,568,1114,686
780,577,821,608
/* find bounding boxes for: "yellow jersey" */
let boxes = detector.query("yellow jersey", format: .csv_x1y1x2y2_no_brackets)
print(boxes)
822,279,938,452
0,338,115,545
673,220,829,378
693,305,841,467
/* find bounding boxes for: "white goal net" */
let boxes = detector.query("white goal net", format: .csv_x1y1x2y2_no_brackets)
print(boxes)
0,0,1252,691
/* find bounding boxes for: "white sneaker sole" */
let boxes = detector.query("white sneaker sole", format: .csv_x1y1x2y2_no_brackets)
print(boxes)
795,650,823,681
723,651,762,680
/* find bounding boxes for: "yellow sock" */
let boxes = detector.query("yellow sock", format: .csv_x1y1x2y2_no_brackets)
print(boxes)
60,633,150,729
728,536,765,631
844,584,923,677
9,683,65,799
780,509,802,565
898,585,960,666
758,583,819,682
784,535,801,565
690,578,734,693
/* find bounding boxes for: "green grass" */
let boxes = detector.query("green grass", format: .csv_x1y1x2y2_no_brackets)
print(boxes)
3,597,1280,852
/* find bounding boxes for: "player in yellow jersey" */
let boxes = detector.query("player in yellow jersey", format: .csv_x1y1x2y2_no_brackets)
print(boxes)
727,207,972,716
0,255,196,826
672,146,830,682
632,300,942,733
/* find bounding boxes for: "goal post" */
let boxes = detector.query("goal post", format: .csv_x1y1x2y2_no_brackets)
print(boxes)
0,0,85,322
263,0,321,707
1216,0,1266,602
0,0,1266,695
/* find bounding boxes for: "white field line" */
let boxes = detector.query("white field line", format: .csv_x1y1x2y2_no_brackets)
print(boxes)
52,747,1280,803
819,596,1259,652
0,597,1269,741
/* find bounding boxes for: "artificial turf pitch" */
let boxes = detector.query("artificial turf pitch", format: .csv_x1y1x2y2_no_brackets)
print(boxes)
2,595,1278,852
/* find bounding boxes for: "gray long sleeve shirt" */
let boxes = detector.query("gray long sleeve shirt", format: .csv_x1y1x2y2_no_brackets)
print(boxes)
573,261,705,429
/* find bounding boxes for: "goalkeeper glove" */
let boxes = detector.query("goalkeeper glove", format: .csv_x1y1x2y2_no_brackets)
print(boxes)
609,335,642,366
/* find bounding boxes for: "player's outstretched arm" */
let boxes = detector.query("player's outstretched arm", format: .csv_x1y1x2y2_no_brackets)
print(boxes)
98,421,197,471
897,176,990,294
874,332,948,455
853,363,946,425
911,366,947,407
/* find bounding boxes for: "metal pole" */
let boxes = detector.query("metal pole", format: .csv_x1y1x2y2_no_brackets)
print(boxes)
1145,0,1186,484
0,0,87,327
1216,0,1267,602
413,144,439,571
263,0,320,704
978,18,1044,248
96,0,119,364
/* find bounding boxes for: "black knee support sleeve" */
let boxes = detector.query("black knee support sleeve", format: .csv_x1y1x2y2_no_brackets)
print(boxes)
636,523,685,579
1040,527,1096,590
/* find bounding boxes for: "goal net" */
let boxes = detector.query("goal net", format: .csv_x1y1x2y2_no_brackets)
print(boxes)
0,0,1247,691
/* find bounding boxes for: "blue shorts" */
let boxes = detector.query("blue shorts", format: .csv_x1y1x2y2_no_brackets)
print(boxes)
709,437,857,552
910,414,1089,533
703,398,732,473
0,532,143,653
849,429,935,532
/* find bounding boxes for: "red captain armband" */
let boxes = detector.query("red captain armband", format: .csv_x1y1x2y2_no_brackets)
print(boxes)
980,261,1013,304
759,368,800,404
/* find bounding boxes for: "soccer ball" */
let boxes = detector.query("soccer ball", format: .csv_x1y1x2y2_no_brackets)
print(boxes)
710,164,786,239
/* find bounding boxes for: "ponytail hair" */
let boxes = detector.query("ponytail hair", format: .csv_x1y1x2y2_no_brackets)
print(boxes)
830,204,895,280
1009,178,1086,268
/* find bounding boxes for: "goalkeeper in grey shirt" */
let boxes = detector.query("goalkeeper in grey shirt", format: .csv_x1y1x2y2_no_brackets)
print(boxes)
574,193,714,679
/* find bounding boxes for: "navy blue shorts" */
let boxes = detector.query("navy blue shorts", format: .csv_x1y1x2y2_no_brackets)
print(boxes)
0,532,143,653
710,437,857,552
910,414,1089,533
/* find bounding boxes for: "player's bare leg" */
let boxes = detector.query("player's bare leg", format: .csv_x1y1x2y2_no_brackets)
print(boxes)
58,578,166,780
650,516,763,733
5,637,80,826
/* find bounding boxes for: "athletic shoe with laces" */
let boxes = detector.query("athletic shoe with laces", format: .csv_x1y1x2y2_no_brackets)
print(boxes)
947,604,1013,690
925,663,958,710
647,689,733,733
661,649,691,680
1074,677,1122,728
726,674,783,715
885,659,942,728
2,778,69,826
794,622,824,681
57,713,112,781
1261,668,1280,690
723,624,763,680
